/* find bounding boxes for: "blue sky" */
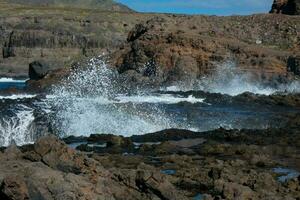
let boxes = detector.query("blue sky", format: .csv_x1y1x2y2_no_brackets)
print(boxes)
115,0,273,16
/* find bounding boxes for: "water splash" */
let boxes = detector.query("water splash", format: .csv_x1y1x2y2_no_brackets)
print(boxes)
0,105,35,146
163,61,300,96
49,58,193,137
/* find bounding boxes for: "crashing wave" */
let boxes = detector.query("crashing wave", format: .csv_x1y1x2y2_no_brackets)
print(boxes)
0,105,35,146
0,94,36,100
48,58,200,137
163,61,300,96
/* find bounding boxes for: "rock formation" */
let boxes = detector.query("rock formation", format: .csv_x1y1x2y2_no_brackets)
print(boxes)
270,0,300,15
0,0,143,78
0,135,186,200
111,15,300,86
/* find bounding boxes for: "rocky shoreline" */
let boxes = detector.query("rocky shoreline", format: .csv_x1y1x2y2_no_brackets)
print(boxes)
0,118,299,199
0,1,300,199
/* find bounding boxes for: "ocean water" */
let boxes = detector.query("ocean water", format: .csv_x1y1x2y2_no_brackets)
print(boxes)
0,78,27,90
0,59,299,146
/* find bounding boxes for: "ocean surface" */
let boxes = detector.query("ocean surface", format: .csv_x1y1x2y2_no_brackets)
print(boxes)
0,78,27,90
0,59,299,147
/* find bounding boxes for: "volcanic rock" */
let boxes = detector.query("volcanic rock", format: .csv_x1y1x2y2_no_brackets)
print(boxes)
270,0,300,15
0,135,187,199
288,55,300,75
28,61,51,80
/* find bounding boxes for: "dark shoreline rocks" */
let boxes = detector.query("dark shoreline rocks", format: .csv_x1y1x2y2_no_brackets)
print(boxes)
0,122,299,199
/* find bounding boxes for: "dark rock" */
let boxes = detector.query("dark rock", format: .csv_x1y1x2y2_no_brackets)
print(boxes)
287,55,300,75
2,47,14,58
131,129,201,143
270,0,300,15
88,134,134,149
28,61,50,80
127,23,148,42
0,175,29,200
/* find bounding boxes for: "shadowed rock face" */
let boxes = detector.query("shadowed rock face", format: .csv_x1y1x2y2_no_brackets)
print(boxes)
270,0,300,15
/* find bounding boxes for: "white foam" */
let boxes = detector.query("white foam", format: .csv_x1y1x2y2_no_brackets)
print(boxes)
164,62,300,96
0,78,28,83
0,94,36,100
115,94,204,104
0,105,35,146
48,58,198,137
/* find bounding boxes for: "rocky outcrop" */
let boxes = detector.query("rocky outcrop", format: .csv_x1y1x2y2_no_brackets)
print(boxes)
0,1,146,78
29,60,50,80
111,15,300,86
0,135,186,200
5,0,133,12
270,0,300,15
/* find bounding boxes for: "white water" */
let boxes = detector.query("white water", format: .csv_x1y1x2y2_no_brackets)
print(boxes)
0,78,28,83
0,94,36,100
0,105,35,146
48,58,201,137
1,59,299,145
164,61,300,96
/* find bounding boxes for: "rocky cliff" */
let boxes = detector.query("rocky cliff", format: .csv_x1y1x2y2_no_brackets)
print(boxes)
270,0,300,15
3,0,133,12
1,0,300,88
0,0,140,78
110,14,300,86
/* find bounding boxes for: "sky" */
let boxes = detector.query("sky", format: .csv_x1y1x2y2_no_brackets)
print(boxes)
115,0,274,16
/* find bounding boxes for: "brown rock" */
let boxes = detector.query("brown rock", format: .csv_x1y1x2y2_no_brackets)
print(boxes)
0,175,29,200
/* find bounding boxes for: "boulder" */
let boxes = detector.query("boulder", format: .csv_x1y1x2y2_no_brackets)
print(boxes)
270,0,300,15
28,61,50,80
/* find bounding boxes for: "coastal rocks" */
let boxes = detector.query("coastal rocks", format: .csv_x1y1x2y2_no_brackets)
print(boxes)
0,123,300,199
0,1,143,78
0,175,29,200
288,55,300,75
0,135,187,200
28,61,50,80
111,15,300,86
270,0,300,15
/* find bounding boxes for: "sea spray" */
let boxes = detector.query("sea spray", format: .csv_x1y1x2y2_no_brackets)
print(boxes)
163,61,300,96
48,58,183,137
0,105,35,146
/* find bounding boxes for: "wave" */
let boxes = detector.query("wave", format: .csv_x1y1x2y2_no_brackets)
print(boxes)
0,105,35,146
0,94,36,100
115,94,204,104
47,58,203,137
163,61,300,96
0,78,28,83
